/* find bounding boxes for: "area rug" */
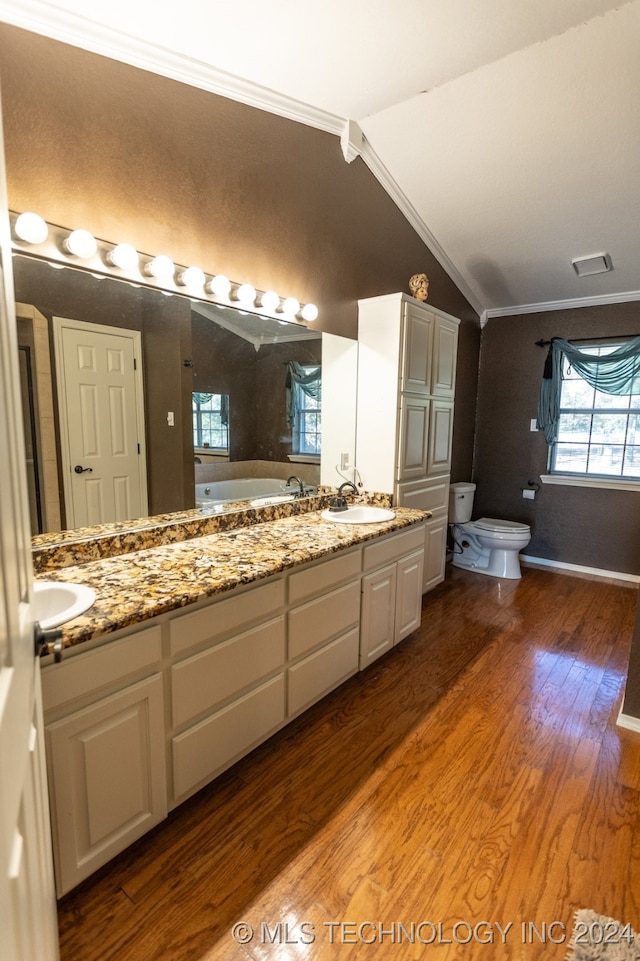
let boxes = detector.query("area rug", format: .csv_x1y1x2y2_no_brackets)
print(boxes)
566,910,639,960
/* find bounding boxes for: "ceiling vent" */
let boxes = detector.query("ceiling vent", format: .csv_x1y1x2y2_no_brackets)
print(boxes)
572,252,613,277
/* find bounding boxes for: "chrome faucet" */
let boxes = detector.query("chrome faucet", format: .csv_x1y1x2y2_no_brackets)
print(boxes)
286,475,304,496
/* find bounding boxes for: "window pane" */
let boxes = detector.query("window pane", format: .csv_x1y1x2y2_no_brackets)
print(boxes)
623,447,640,475
553,443,589,472
557,412,591,441
587,445,624,475
593,388,630,410
561,379,595,408
591,413,627,445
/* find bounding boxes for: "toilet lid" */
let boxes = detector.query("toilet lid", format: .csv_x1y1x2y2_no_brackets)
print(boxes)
474,517,531,533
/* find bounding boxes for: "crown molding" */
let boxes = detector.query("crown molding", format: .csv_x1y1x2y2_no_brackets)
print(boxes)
0,0,345,135
484,288,640,320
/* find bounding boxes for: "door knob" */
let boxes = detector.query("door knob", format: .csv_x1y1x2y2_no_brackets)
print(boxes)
74,465,93,474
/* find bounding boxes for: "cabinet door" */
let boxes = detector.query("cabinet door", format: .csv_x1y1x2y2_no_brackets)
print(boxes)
397,395,430,480
360,563,397,669
46,674,166,896
401,304,434,394
395,549,424,642
424,516,448,593
432,316,459,396
427,399,454,475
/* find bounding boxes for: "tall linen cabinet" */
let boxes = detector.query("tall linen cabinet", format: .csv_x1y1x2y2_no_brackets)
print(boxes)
356,293,459,592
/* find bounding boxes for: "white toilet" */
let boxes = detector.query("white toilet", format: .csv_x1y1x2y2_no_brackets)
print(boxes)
448,482,531,580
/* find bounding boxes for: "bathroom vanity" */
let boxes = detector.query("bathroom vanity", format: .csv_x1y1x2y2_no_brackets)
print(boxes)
38,505,426,896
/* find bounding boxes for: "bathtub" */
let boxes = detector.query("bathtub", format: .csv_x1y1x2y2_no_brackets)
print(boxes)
195,477,295,507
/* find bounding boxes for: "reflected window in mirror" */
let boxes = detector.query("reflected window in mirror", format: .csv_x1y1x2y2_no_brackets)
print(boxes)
193,392,229,453
287,363,321,458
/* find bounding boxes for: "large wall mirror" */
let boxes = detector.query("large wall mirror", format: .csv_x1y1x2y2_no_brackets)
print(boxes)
12,253,358,541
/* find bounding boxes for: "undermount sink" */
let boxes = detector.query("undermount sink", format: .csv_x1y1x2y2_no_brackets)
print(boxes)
320,506,396,524
33,581,96,630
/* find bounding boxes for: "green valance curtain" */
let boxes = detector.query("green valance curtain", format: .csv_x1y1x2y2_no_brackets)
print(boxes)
286,362,321,428
537,337,640,445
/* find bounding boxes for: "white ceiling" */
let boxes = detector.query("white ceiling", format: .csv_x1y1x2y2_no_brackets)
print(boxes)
3,0,640,320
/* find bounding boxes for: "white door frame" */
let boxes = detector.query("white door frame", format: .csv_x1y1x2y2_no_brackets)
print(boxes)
53,316,148,528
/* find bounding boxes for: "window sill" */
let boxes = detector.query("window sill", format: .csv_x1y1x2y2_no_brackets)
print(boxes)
288,454,320,464
541,474,640,492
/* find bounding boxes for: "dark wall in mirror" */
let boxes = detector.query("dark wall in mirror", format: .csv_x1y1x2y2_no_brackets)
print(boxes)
191,315,321,463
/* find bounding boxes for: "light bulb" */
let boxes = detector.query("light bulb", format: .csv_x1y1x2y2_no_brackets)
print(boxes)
280,297,300,317
107,243,139,271
258,290,280,312
14,212,48,244
300,303,319,322
64,229,97,258
235,283,256,305
207,274,231,298
178,266,206,288
145,255,175,280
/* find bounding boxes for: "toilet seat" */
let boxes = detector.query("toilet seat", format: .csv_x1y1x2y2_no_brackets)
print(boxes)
473,517,530,534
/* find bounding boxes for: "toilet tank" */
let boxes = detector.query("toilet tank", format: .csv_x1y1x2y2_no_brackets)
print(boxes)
449,482,476,523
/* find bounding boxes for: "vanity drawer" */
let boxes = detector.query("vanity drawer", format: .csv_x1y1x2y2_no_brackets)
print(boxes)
172,674,285,802
169,578,285,656
288,581,360,660
287,627,359,718
288,549,361,604
170,616,285,727
42,624,162,715
362,526,425,572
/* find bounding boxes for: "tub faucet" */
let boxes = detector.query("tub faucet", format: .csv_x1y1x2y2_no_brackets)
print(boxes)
286,475,304,496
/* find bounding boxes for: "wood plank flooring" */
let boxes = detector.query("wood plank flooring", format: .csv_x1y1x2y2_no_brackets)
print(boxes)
56,565,640,961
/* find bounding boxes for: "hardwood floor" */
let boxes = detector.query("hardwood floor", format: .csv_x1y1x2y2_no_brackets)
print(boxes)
56,565,640,961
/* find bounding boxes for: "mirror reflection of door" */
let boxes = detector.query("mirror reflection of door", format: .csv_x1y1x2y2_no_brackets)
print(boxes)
53,317,148,528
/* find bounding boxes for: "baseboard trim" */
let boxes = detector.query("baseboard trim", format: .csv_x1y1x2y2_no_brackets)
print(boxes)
616,709,640,734
521,554,640,585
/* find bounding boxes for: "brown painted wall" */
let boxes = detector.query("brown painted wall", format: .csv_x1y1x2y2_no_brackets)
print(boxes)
0,23,480,511
474,303,640,574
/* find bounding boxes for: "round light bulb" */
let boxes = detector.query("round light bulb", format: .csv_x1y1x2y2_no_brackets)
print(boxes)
145,255,175,280
301,303,319,322
178,266,206,288
281,297,300,317
258,290,280,312
65,229,97,258
236,283,256,305
14,212,48,244
107,243,139,271
207,274,231,298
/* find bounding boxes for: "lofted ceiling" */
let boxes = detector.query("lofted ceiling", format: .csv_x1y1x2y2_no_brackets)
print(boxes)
3,0,640,321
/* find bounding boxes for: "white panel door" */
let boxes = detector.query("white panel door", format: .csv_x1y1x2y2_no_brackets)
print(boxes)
54,318,147,528
0,124,59,958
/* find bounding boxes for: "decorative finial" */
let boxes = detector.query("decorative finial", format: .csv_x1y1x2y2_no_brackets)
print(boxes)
409,272,429,302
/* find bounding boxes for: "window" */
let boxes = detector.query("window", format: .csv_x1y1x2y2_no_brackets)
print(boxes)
551,345,640,478
192,392,229,451
292,372,321,457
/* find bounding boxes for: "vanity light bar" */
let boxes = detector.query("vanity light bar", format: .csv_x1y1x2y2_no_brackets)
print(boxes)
9,211,319,324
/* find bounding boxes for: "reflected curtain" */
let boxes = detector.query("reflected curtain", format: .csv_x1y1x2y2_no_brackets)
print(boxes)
537,337,640,445
286,362,321,428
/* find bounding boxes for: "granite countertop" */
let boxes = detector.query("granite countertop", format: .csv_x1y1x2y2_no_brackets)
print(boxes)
38,507,428,655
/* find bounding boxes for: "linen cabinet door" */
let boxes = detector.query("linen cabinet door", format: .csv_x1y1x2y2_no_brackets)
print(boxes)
397,395,430,481
431,315,459,396
424,515,448,592
394,549,424,642
401,303,434,394
427,399,454,475
45,674,167,896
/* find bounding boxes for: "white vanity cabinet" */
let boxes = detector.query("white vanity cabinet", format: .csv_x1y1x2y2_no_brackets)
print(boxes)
356,293,459,593
40,520,425,895
41,625,167,897
360,526,425,669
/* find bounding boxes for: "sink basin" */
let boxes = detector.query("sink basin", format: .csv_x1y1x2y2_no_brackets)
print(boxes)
320,506,396,524
33,581,96,630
